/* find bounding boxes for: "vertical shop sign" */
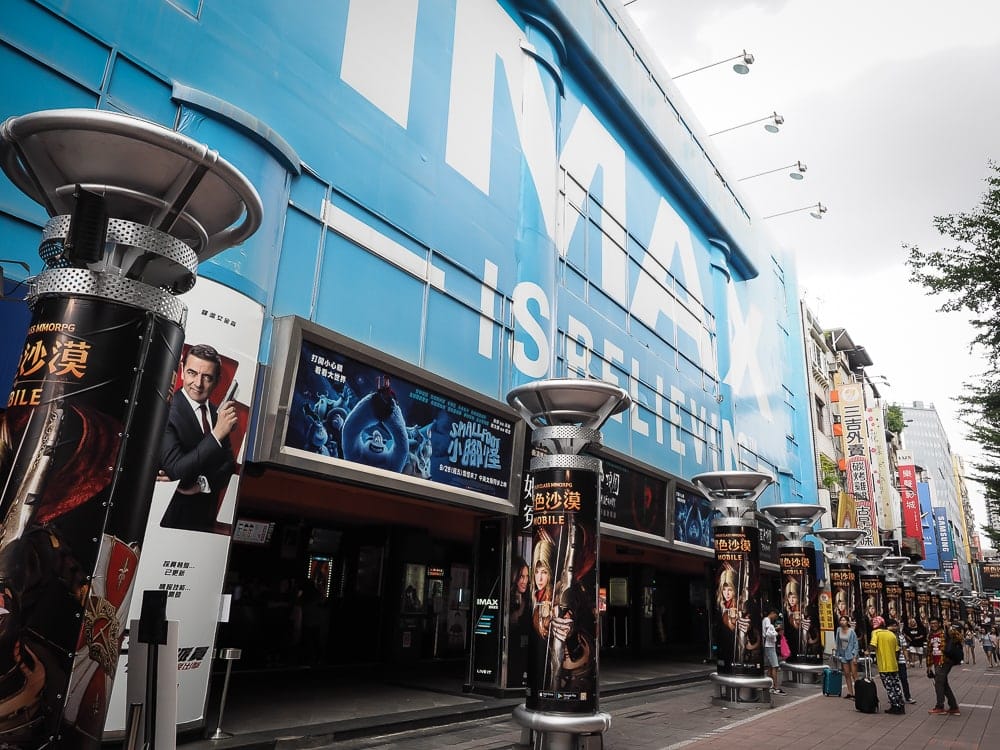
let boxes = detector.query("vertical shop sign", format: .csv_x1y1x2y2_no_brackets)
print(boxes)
713,525,763,676
836,382,879,546
525,467,599,713
896,451,923,553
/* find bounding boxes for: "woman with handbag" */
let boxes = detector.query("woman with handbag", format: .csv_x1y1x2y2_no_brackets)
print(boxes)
834,615,859,699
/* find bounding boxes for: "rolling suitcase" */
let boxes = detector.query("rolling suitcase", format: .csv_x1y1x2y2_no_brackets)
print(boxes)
854,657,879,713
823,666,842,696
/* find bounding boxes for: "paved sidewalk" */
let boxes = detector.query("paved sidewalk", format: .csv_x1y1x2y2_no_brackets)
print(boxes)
664,663,999,750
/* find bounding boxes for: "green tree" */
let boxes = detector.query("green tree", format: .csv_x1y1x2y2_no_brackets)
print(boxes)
906,160,1000,545
884,404,905,435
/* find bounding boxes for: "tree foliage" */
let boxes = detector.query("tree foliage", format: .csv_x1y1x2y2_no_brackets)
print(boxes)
885,404,905,435
906,161,1000,545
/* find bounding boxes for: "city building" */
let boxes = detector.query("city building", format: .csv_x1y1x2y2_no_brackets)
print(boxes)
901,402,972,586
0,0,818,738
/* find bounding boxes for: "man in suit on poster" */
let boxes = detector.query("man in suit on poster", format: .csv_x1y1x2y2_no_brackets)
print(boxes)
158,343,238,533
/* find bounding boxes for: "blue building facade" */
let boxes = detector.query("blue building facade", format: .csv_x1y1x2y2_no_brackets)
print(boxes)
0,0,818,724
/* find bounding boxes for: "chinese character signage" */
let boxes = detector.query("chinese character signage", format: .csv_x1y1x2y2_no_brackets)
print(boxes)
858,571,886,646
779,544,822,664
599,458,666,536
674,486,719,548
0,293,184,746
713,525,763,676
885,580,904,624
836,382,879,546
896,451,923,553
830,562,857,628
524,466,599,713
285,338,514,499
979,562,1000,592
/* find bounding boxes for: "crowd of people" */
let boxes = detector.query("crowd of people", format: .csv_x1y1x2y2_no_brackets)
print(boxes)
828,613,998,716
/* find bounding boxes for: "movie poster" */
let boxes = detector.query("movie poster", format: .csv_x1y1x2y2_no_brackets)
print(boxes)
525,466,599,713
285,339,515,499
779,544,822,663
674,486,720,548
917,588,931,627
829,561,857,630
713,524,763,676
105,277,264,734
885,578,904,625
0,295,183,747
599,458,666,536
903,578,917,622
858,572,885,646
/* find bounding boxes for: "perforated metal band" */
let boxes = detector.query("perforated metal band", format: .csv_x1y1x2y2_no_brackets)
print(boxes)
529,453,602,474
42,214,198,292
28,268,187,325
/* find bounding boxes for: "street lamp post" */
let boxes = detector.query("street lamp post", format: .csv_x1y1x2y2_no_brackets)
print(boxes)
709,111,784,137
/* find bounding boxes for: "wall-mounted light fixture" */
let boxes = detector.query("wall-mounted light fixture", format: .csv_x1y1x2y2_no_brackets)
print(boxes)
674,50,755,79
762,202,827,220
738,161,807,182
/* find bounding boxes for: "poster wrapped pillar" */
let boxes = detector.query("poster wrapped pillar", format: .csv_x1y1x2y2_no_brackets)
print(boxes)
914,572,935,628
816,528,864,647
506,379,629,750
692,471,774,682
928,579,943,622
882,556,908,625
900,563,923,623
762,505,824,667
854,546,890,646
0,109,261,748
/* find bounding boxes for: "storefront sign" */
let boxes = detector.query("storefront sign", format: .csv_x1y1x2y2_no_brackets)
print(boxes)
599,457,666,536
713,524,762,676
525,466,599,713
933,507,954,562
978,561,1000,592
896,451,923,554
285,337,515,499
674,486,719,548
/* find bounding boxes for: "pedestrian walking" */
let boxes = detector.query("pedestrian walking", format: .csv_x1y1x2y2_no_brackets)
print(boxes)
904,616,926,668
869,616,905,714
981,627,996,667
887,619,915,704
926,618,961,716
963,626,976,664
762,609,786,695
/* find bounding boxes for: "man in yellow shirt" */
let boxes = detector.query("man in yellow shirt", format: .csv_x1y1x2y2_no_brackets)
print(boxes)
870,616,905,714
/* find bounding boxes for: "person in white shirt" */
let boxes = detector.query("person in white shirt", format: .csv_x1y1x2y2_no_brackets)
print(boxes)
762,608,785,694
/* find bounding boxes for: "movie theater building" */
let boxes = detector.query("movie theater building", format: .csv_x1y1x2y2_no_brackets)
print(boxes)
0,0,817,733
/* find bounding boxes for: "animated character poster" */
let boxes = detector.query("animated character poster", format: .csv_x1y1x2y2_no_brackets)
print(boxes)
0,294,183,747
858,571,886,646
285,339,514,499
713,524,763,676
525,466,599,713
885,578,904,625
829,561,857,631
779,544,821,663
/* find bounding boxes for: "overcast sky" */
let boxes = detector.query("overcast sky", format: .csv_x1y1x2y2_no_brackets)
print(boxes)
624,0,1000,536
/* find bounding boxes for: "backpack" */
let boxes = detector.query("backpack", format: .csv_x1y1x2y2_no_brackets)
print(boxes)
944,637,964,664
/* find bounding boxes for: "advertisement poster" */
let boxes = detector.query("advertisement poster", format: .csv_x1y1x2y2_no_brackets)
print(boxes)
917,589,931,625
0,295,182,747
471,519,503,685
858,572,885,645
525,466,599,713
106,277,264,733
284,339,515,499
829,562,858,629
885,579,904,624
674,486,719,548
836,383,879,546
779,544,822,663
599,458,666,536
979,561,1000,592
713,524,762,676
903,581,917,621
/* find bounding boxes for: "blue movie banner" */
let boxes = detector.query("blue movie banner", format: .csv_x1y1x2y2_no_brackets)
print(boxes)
286,339,515,499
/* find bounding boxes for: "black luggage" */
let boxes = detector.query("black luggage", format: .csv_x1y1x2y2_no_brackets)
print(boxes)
854,657,879,713
823,666,842,696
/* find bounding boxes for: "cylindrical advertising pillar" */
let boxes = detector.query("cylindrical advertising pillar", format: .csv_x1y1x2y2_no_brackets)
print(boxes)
0,109,261,748
929,582,942,622
854,546,889,646
883,556,908,625
711,519,762,675
762,505,824,665
526,464,600,713
815,528,864,654
507,380,630,749
901,563,922,623
693,471,774,684
915,573,933,627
